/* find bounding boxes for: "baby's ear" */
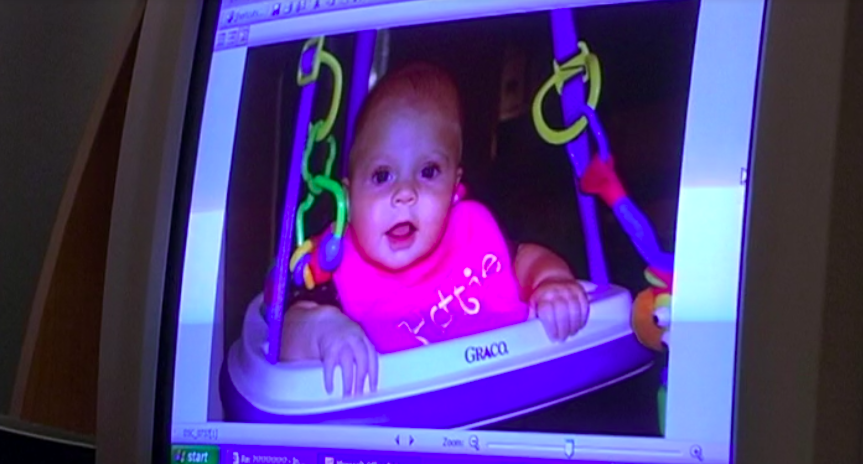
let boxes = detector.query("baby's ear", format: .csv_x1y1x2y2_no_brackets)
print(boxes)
452,168,466,203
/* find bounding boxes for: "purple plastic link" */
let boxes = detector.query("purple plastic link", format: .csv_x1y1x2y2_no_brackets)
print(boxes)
319,231,344,272
613,199,674,272
269,81,318,364
293,254,312,287
551,9,609,285
343,30,377,173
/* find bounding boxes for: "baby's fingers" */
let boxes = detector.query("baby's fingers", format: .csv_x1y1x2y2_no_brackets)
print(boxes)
536,302,559,341
554,300,573,340
365,338,379,392
564,300,583,338
339,348,355,398
348,338,368,395
576,289,590,329
322,351,337,395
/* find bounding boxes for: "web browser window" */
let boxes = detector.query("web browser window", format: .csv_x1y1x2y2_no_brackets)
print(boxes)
169,1,764,463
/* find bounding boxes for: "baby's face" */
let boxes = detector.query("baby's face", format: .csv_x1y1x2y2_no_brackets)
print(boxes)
348,99,462,271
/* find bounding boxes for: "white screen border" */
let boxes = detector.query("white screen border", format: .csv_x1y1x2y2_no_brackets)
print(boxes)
171,1,765,462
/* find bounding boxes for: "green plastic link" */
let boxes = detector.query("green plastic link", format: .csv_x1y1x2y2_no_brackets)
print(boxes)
322,135,337,179
301,122,324,195
295,123,348,247
314,175,347,238
532,41,602,146
295,193,315,248
293,39,349,253
297,37,325,86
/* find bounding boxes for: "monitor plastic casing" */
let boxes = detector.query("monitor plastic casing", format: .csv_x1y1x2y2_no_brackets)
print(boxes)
97,0,863,463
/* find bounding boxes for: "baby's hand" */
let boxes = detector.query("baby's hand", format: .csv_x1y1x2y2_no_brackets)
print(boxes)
529,277,590,342
316,309,379,397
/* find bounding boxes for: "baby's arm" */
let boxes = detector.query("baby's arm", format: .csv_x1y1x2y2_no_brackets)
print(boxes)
280,301,378,396
513,244,590,341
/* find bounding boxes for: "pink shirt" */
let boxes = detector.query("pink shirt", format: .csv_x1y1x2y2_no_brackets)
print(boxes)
333,200,529,354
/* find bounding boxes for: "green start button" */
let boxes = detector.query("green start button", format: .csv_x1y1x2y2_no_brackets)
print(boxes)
172,445,221,464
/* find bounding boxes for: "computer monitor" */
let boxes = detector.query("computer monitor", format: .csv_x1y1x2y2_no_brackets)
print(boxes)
96,1,861,464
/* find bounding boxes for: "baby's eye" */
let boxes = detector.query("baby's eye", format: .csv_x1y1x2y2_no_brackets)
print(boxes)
371,167,392,185
420,163,441,180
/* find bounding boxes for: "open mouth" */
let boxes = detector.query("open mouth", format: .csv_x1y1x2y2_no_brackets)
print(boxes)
385,221,417,249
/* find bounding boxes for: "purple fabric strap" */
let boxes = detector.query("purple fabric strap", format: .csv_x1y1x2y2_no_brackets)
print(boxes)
269,80,317,364
270,31,377,364
613,199,674,271
583,105,673,272
343,30,377,171
551,9,609,285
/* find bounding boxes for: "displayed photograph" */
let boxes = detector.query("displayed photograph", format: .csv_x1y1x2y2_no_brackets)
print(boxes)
210,0,699,437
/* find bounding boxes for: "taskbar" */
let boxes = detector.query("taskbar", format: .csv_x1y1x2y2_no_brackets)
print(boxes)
170,444,701,464
172,424,724,463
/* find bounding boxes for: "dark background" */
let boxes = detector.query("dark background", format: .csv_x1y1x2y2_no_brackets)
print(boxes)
0,420,94,464
221,0,699,436
0,0,140,415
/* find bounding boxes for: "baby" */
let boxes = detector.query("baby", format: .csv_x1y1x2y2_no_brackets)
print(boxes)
279,62,588,397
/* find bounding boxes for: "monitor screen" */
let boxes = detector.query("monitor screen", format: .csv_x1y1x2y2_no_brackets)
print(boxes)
168,0,764,463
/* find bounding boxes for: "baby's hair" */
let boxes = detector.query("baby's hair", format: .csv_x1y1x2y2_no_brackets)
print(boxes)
349,62,463,174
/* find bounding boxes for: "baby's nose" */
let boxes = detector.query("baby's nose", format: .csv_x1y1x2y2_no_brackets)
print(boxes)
392,182,418,206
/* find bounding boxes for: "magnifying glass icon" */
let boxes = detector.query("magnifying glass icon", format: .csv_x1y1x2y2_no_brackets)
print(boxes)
468,435,480,451
690,445,704,461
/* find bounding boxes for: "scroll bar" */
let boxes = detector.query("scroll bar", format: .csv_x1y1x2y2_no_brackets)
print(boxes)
487,441,684,460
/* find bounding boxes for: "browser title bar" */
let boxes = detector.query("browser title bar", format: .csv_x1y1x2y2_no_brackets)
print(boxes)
219,0,410,29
